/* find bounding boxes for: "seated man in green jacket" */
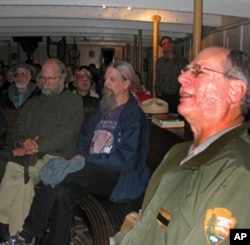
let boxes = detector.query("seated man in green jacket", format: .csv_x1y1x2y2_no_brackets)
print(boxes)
114,47,250,245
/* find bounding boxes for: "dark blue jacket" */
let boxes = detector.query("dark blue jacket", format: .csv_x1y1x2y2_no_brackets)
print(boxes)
75,94,150,202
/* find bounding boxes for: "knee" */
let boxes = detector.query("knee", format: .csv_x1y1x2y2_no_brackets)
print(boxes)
54,184,75,205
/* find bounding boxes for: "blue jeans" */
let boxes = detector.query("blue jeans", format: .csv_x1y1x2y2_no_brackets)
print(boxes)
20,163,119,245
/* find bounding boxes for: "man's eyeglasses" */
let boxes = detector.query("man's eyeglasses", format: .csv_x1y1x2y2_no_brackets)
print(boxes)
39,76,59,83
15,73,29,78
181,64,226,78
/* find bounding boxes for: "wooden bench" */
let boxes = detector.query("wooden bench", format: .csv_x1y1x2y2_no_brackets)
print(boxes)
70,123,192,245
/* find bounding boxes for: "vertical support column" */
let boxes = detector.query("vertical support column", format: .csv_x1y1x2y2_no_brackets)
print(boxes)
138,29,143,74
192,0,203,59
134,34,138,71
152,15,161,98
125,43,130,62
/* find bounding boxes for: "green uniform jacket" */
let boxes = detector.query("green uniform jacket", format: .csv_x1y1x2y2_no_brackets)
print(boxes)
115,123,250,245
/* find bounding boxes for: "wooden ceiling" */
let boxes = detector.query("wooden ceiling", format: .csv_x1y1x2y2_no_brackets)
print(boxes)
0,0,249,45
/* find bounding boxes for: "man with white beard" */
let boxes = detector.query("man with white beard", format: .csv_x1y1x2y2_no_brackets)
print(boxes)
0,63,37,109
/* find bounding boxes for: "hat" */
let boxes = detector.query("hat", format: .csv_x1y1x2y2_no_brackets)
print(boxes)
140,98,169,114
14,63,32,74
75,69,92,79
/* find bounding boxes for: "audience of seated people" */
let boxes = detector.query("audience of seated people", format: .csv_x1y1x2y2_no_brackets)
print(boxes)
7,60,150,245
0,58,151,244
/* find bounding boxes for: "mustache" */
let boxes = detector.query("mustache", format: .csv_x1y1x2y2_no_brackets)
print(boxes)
102,87,113,94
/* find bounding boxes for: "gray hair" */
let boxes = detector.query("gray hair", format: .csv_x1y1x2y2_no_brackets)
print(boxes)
108,61,136,92
224,50,250,115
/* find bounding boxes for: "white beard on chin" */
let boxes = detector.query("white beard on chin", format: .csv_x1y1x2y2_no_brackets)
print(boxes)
42,82,65,96
16,81,29,89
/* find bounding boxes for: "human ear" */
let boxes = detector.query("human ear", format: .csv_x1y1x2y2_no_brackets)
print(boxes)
228,80,247,104
123,79,131,90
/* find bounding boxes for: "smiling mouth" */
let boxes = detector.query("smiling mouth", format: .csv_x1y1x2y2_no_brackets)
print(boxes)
180,92,192,98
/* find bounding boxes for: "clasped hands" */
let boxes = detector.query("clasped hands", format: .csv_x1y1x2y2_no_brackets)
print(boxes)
12,136,39,157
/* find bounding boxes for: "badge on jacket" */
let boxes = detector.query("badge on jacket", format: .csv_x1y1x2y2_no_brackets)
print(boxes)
204,208,236,245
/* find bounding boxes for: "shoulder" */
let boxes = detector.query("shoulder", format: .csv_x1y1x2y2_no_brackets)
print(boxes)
8,84,16,93
61,89,82,103
156,57,165,63
28,82,36,90
122,95,148,122
175,54,189,63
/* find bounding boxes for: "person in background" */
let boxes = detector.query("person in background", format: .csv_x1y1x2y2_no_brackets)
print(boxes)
33,71,42,96
9,61,150,245
65,64,76,91
88,63,99,92
0,58,83,243
73,69,99,111
0,71,6,96
115,47,250,245
155,36,188,113
73,68,99,129
0,64,37,109
4,68,15,90
76,66,99,98
96,63,107,98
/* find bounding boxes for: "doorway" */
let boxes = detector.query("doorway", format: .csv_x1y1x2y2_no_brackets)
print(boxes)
101,48,114,66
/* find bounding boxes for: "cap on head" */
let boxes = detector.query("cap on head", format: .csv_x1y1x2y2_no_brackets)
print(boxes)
14,63,32,74
76,69,92,80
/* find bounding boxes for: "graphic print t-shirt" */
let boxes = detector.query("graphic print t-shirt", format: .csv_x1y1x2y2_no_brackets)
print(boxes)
89,104,125,154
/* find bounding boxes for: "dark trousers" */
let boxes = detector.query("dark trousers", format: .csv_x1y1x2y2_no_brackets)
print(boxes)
20,163,119,245
159,93,180,113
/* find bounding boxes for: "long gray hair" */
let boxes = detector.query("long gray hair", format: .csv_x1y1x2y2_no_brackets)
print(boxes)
108,61,136,92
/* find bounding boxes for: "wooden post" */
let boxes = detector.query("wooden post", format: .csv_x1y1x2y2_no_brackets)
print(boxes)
134,34,138,71
125,43,130,62
152,15,161,98
192,0,203,59
138,29,143,75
